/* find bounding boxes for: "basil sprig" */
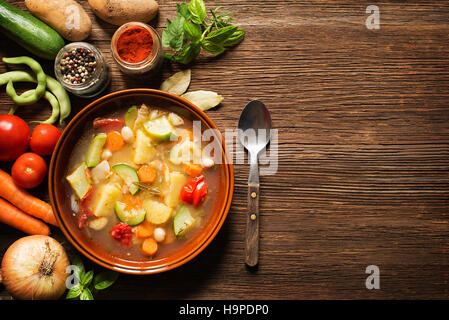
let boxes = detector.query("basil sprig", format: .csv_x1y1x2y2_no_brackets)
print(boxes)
162,0,245,64
66,256,119,300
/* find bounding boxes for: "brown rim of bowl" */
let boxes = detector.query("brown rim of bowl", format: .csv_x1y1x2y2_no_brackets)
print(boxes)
49,89,234,275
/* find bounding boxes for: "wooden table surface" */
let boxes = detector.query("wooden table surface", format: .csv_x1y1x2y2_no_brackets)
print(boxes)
1,0,449,300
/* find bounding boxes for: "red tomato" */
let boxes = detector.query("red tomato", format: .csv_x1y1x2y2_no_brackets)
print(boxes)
180,175,208,207
0,115,30,161
11,153,47,189
30,124,61,156
192,180,208,207
111,223,133,247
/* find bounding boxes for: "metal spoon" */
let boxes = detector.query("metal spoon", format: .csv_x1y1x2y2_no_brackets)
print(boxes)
238,100,272,267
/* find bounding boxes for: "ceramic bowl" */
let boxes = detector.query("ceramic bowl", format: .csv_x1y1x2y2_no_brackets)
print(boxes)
49,89,234,274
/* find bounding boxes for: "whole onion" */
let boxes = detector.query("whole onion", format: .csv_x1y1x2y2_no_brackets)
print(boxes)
1,235,70,300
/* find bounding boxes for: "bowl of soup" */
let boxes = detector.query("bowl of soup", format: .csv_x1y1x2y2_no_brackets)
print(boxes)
49,89,234,274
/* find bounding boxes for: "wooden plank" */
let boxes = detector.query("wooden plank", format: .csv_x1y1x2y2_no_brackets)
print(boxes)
1,0,449,299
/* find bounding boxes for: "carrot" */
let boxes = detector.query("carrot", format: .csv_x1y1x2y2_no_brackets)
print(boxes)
142,238,158,256
121,194,141,210
184,163,203,177
137,165,157,183
0,198,50,235
0,169,58,226
136,221,153,238
105,131,124,151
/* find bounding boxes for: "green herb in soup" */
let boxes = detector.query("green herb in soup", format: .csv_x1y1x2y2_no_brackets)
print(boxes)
65,104,217,259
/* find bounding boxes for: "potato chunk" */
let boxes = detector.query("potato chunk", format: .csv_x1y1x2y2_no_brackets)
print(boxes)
165,172,187,208
92,183,122,217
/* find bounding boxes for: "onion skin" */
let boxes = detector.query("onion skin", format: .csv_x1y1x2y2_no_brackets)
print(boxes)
1,235,70,300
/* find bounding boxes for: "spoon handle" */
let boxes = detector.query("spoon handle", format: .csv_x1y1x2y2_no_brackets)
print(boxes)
245,183,260,267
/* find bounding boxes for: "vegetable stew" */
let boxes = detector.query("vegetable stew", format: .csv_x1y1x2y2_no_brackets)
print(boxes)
65,104,219,261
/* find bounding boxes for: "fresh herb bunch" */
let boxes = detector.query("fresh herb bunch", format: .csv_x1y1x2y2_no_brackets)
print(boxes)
66,256,119,300
162,0,245,64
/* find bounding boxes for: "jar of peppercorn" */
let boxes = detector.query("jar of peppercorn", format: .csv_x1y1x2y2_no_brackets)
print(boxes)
54,42,110,98
111,22,163,76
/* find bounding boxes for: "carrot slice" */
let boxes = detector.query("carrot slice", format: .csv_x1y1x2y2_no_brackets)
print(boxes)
142,238,158,256
105,131,125,151
0,198,50,235
136,221,153,238
137,165,157,183
184,163,203,177
0,169,57,226
121,194,142,211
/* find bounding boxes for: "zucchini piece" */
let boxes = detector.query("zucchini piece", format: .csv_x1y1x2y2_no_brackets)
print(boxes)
165,172,187,208
92,183,122,217
143,199,173,225
112,164,140,195
86,133,107,168
173,205,195,237
143,116,175,141
114,201,146,226
133,129,155,164
66,162,91,199
125,106,138,128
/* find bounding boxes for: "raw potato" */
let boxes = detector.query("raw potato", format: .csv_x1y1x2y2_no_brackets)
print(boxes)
181,91,223,111
25,0,92,41
88,0,159,26
160,69,191,96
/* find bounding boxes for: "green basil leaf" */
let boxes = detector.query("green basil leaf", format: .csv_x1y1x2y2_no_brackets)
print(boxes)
94,271,119,290
167,15,185,38
188,0,206,24
162,28,174,48
183,21,202,42
175,42,201,64
177,3,191,20
206,25,238,45
170,35,184,52
80,270,94,287
66,284,83,300
164,53,177,62
223,29,245,47
80,288,94,300
201,41,226,55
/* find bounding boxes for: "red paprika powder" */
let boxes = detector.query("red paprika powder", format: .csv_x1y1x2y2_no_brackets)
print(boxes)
116,26,154,63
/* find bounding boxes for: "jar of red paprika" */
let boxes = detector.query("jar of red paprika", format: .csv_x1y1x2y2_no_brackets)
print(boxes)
111,22,163,76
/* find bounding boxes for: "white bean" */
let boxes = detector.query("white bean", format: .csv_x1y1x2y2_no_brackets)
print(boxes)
153,227,166,242
89,217,108,230
201,157,215,168
101,149,112,160
121,126,134,143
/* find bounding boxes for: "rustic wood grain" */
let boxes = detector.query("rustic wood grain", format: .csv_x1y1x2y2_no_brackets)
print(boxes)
1,0,449,299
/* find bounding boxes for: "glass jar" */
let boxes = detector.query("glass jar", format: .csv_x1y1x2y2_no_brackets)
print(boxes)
54,42,110,98
111,22,163,76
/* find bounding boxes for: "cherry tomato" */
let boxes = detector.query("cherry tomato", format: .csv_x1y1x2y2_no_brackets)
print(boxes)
180,175,208,207
0,115,30,161
11,153,47,189
30,124,61,156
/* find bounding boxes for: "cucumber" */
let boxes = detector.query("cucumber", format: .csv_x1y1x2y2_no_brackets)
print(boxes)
143,116,175,141
112,164,140,195
114,201,146,226
0,0,64,60
173,205,196,237
86,133,107,168
124,106,138,128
